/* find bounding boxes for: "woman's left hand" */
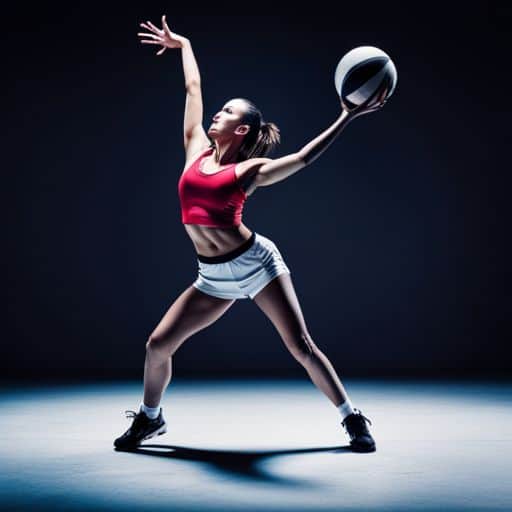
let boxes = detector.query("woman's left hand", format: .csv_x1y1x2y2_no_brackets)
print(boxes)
343,86,389,120
346,100,386,120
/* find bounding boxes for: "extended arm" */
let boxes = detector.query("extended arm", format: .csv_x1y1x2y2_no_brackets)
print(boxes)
254,110,352,187
180,40,210,158
138,16,209,160
299,110,351,165
255,95,387,188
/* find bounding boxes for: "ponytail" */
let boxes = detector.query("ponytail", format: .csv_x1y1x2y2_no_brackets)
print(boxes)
245,121,280,159
236,98,281,161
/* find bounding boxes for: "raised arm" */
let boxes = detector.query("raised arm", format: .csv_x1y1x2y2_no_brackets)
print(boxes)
254,90,388,188
138,15,210,161
180,40,210,160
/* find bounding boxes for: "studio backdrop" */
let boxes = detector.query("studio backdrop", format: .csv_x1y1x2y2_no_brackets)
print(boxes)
4,5,509,380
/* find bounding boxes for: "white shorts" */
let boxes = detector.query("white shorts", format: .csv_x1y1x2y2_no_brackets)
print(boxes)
192,232,291,300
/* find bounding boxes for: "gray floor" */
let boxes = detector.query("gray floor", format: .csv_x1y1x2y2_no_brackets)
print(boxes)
1,379,510,512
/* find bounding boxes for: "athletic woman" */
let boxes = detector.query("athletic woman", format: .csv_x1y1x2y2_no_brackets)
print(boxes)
114,15,387,453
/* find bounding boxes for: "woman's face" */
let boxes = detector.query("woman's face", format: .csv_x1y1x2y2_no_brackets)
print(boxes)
207,99,249,139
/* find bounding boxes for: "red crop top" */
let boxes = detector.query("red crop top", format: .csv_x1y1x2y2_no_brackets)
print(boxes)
177,147,248,228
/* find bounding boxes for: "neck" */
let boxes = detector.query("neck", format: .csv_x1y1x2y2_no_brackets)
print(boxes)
211,140,242,165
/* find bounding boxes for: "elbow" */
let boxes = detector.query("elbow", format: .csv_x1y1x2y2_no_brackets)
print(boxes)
296,150,314,167
186,79,201,93
296,151,307,165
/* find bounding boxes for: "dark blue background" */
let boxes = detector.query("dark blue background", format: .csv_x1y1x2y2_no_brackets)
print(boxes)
4,4,509,380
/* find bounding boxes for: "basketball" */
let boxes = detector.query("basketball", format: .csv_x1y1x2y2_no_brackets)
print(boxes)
334,46,397,110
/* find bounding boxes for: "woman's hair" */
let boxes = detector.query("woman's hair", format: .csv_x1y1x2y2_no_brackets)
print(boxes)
209,98,281,161
237,98,280,160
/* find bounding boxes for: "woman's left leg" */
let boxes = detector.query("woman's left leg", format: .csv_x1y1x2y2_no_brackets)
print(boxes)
252,272,349,407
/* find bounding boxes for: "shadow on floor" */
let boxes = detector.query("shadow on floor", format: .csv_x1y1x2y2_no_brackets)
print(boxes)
115,444,355,485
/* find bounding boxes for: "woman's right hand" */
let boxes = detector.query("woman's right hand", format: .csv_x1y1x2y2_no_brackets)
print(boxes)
138,15,188,55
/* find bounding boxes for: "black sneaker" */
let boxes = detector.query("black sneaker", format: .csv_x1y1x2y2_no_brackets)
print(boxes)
114,408,167,450
341,408,376,452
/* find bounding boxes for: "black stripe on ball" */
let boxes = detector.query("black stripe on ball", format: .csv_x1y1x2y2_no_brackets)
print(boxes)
378,70,396,99
342,56,389,98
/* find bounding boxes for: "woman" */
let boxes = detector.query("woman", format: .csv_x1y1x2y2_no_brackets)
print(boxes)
114,15,387,453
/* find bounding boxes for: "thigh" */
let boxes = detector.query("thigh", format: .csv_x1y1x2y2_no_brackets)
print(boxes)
148,284,236,355
252,273,312,350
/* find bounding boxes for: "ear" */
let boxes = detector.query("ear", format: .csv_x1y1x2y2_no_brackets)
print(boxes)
235,124,250,136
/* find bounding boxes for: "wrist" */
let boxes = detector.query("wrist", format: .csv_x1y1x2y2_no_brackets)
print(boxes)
337,108,352,124
340,108,350,119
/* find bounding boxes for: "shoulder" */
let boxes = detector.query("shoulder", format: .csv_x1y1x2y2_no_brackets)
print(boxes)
183,146,212,172
236,157,273,174
235,157,273,182
234,158,274,196
243,157,273,167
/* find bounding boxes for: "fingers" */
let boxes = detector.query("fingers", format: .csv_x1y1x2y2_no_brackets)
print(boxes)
139,22,152,32
363,88,382,109
140,20,163,35
146,20,164,34
138,15,180,54
162,14,172,36
359,102,385,117
356,91,387,115
138,32,163,41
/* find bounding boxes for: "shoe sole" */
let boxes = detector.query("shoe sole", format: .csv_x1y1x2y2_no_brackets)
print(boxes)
142,423,167,442
114,423,167,450
351,443,376,453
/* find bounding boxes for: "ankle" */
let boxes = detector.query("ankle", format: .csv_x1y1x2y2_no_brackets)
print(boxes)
139,402,161,419
337,397,355,422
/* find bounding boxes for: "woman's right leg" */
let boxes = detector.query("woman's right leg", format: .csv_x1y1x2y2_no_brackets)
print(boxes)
143,285,236,407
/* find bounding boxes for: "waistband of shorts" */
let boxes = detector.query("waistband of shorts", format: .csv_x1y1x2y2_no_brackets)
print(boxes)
196,231,256,264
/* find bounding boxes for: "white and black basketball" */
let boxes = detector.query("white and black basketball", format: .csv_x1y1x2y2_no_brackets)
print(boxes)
334,46,397,110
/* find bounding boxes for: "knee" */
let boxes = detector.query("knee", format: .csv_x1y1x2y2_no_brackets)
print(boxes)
290,332,318,366
145,335,171,360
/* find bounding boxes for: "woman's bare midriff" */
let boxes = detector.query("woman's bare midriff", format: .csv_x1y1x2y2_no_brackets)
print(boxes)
184,223,254,257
